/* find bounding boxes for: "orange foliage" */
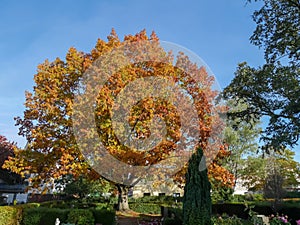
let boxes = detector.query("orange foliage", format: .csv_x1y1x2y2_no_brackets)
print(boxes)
4,29,234,190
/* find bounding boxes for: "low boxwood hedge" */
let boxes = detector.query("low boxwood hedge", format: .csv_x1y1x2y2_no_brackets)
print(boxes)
91,208,116,225
129,203,161,214
22,207,70,225
0,203,116,225
67,209,94,225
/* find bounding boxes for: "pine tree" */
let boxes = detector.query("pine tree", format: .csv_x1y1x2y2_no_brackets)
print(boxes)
183,147,212,225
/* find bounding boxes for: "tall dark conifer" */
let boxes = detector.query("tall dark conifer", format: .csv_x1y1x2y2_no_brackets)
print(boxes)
183,147,212,225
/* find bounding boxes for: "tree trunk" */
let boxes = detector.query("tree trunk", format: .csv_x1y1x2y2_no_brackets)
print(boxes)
116,184,130,211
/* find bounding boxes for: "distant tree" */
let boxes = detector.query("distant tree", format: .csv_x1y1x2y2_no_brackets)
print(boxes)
223,99,261,190
64,175,113,199
64,176,90,199
0,135,22,184
183,148,212,225
240,149,300,191
264,173,285,199
208,99,260,202
0,135,14,165
267,149,300,189
241,154,267,191
224,0,300,150
264,147,300,211
263,171,285,212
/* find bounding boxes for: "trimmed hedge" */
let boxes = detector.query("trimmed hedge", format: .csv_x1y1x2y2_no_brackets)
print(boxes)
0,206,23,225
22,207,116,225
22,207,70,225
285,191,300,199
163,217,182,225
0,203,116,225
68,209,94,225
130,196,183,204
213,203,249,219
129,203,161,214
39,200,110,210
163,203,300,223
92,208,116,225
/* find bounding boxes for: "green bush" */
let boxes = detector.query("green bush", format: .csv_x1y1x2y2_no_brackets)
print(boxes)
129,203,161,214
22,213,41,225
211,186,234,203
39,199,112,210
165,207,183,221
268,214,294,225
68,209,94,225
39,200,72,209
285,191,300,199
231,195,246,203
211,215,244,225
162,207,183,225
22,207,69,225
163,217,182,225
94,202,112,210
24,203,41,208
130,196,182,205
0,206,23,225
91,208,115,225
212,203,249,219
244,193,264,202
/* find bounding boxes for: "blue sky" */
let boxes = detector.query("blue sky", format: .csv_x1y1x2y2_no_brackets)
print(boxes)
1,0,298,160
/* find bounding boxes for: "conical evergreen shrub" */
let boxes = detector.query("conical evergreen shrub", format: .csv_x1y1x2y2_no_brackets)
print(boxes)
183,147,212,225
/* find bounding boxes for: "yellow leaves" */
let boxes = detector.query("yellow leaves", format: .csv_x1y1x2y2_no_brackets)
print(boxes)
208,162,235,188
9,28,232,193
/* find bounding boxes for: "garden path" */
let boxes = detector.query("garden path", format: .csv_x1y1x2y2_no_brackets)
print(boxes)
116,215,138,225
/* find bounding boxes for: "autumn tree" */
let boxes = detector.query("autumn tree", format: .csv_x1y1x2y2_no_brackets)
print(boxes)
0,135,22,184
224,0,300,150
4,29,231,211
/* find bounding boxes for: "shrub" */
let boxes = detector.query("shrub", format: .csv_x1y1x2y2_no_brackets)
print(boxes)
269,214,291,225
91,208,115,225
212,203,249,219
129,203,161,214
22,207,69,225
163,217,182,225
211,215,244,225
0,206,23,225
25,203,41,208
130,196,182,205
22,213,41,225
253,194,264,202
211,186,234,203
231,195,246,203
68,209,94,225
94,202,112,210
244,193,264,202
285,191,300,199
161,206,183,224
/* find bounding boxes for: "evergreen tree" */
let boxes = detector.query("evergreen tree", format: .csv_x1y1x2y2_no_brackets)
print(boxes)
183,148,212,225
